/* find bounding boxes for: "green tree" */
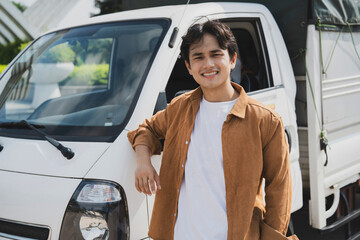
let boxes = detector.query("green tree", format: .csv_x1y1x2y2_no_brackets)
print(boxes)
93,0,122,16
38,44,76,63
0,65,7,74
0,39,27,64
61,64,109,86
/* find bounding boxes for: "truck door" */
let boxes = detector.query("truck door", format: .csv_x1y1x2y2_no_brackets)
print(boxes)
162,14,303,217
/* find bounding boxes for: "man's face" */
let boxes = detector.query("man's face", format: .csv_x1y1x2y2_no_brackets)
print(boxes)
185,33,236,92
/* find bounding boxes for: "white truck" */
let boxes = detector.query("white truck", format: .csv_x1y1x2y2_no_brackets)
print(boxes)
0,1,359,239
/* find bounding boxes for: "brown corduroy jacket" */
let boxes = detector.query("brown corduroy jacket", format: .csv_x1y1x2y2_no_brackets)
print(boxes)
127,83,294,240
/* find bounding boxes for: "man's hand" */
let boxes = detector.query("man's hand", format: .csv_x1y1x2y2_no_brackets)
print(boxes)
134,145,161,196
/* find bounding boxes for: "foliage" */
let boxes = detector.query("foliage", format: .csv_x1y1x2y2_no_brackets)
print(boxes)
19,42,31,51
0,40,30,72
50,39,112,86
68,39,112,65
0,39,28,64
93,0,122,16
61,64,109,86
38,44,76,63
12,1,27,12
86,39,112,64
0,65,7,74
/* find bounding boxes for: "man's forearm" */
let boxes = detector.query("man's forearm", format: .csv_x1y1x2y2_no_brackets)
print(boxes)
135,145,152,164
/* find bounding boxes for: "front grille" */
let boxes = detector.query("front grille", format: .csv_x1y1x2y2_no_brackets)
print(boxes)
0,219,50,240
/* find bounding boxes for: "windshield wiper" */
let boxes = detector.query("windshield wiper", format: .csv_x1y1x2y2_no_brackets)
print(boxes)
0,121,45,129
0,120,75,160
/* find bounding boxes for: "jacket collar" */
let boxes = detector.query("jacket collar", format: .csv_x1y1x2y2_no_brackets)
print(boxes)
189,82,248,119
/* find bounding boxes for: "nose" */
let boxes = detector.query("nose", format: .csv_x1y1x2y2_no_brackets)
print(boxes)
203,56,215,68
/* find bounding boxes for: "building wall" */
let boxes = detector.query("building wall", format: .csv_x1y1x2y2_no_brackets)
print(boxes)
0,0,39,44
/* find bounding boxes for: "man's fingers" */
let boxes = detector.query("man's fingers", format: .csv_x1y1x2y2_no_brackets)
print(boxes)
135,178,141,193
138,177,146,193
134,166,159,195
149,178,156,193
154,173,161,190
142,176,151,195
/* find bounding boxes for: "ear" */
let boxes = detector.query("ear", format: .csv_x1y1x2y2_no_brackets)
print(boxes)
230,52,237,70
185,60,193,76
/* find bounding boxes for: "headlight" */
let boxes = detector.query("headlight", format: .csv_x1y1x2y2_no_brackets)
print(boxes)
59,180,129,240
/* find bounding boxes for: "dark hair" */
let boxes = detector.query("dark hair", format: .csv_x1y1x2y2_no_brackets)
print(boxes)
180,20,238,63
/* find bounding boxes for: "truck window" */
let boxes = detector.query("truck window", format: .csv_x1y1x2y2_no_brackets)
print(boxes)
0,19,170,141
165,19,272,103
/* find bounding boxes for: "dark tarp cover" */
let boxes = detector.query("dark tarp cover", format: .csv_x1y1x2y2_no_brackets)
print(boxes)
314,0,360,25
122,0,360,26
122,0,360,75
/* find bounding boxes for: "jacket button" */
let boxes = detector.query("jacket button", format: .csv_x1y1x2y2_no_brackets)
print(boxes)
181,164,184,168
185,140,188,144
174,213,177,217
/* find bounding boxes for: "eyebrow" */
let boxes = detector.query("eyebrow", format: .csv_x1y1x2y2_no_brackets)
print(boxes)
210,49,223,54
191,52,203,58
190,49,223,58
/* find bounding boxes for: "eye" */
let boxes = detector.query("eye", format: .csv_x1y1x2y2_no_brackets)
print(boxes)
212,53,222,57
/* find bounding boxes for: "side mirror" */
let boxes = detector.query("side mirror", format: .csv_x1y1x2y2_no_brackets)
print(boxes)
153,91,167,115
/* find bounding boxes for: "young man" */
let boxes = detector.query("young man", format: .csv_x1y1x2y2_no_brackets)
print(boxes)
128,20,296,240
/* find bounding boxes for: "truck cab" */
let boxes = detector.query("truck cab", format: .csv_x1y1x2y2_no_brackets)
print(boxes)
0,3,302,239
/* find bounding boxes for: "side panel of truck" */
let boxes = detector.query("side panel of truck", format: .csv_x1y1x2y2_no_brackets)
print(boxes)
304,25,360,229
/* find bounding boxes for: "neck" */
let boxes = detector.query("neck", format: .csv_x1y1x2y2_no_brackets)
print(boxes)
202,82,239,102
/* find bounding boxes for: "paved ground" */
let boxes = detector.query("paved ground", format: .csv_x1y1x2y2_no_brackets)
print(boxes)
291,190,360,240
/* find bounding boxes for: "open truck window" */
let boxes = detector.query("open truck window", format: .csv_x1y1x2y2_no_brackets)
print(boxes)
165,19,272,103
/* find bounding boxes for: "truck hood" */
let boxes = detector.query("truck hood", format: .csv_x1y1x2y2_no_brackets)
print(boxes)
0,136,110,178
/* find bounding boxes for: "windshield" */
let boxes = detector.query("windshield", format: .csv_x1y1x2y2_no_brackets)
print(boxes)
0,19,170,141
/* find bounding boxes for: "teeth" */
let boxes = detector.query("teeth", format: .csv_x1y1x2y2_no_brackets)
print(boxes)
203,71,217,76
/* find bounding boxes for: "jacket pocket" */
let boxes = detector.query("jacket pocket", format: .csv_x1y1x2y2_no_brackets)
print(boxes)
260,220,299,240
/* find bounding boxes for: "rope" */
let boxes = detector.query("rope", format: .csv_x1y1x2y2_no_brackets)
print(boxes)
346,22,360,63
300,49,322,131
317,19,340,75
318,19,325,74
325,27,344,73
300,48,329,166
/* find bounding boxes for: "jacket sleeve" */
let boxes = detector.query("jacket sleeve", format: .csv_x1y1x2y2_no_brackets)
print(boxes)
127,108,168,155
262,115,292,235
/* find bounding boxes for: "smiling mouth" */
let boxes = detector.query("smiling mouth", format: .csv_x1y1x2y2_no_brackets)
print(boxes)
202,71,218,77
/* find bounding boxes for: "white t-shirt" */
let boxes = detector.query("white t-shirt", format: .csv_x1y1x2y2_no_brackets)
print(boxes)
174,97,237,240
